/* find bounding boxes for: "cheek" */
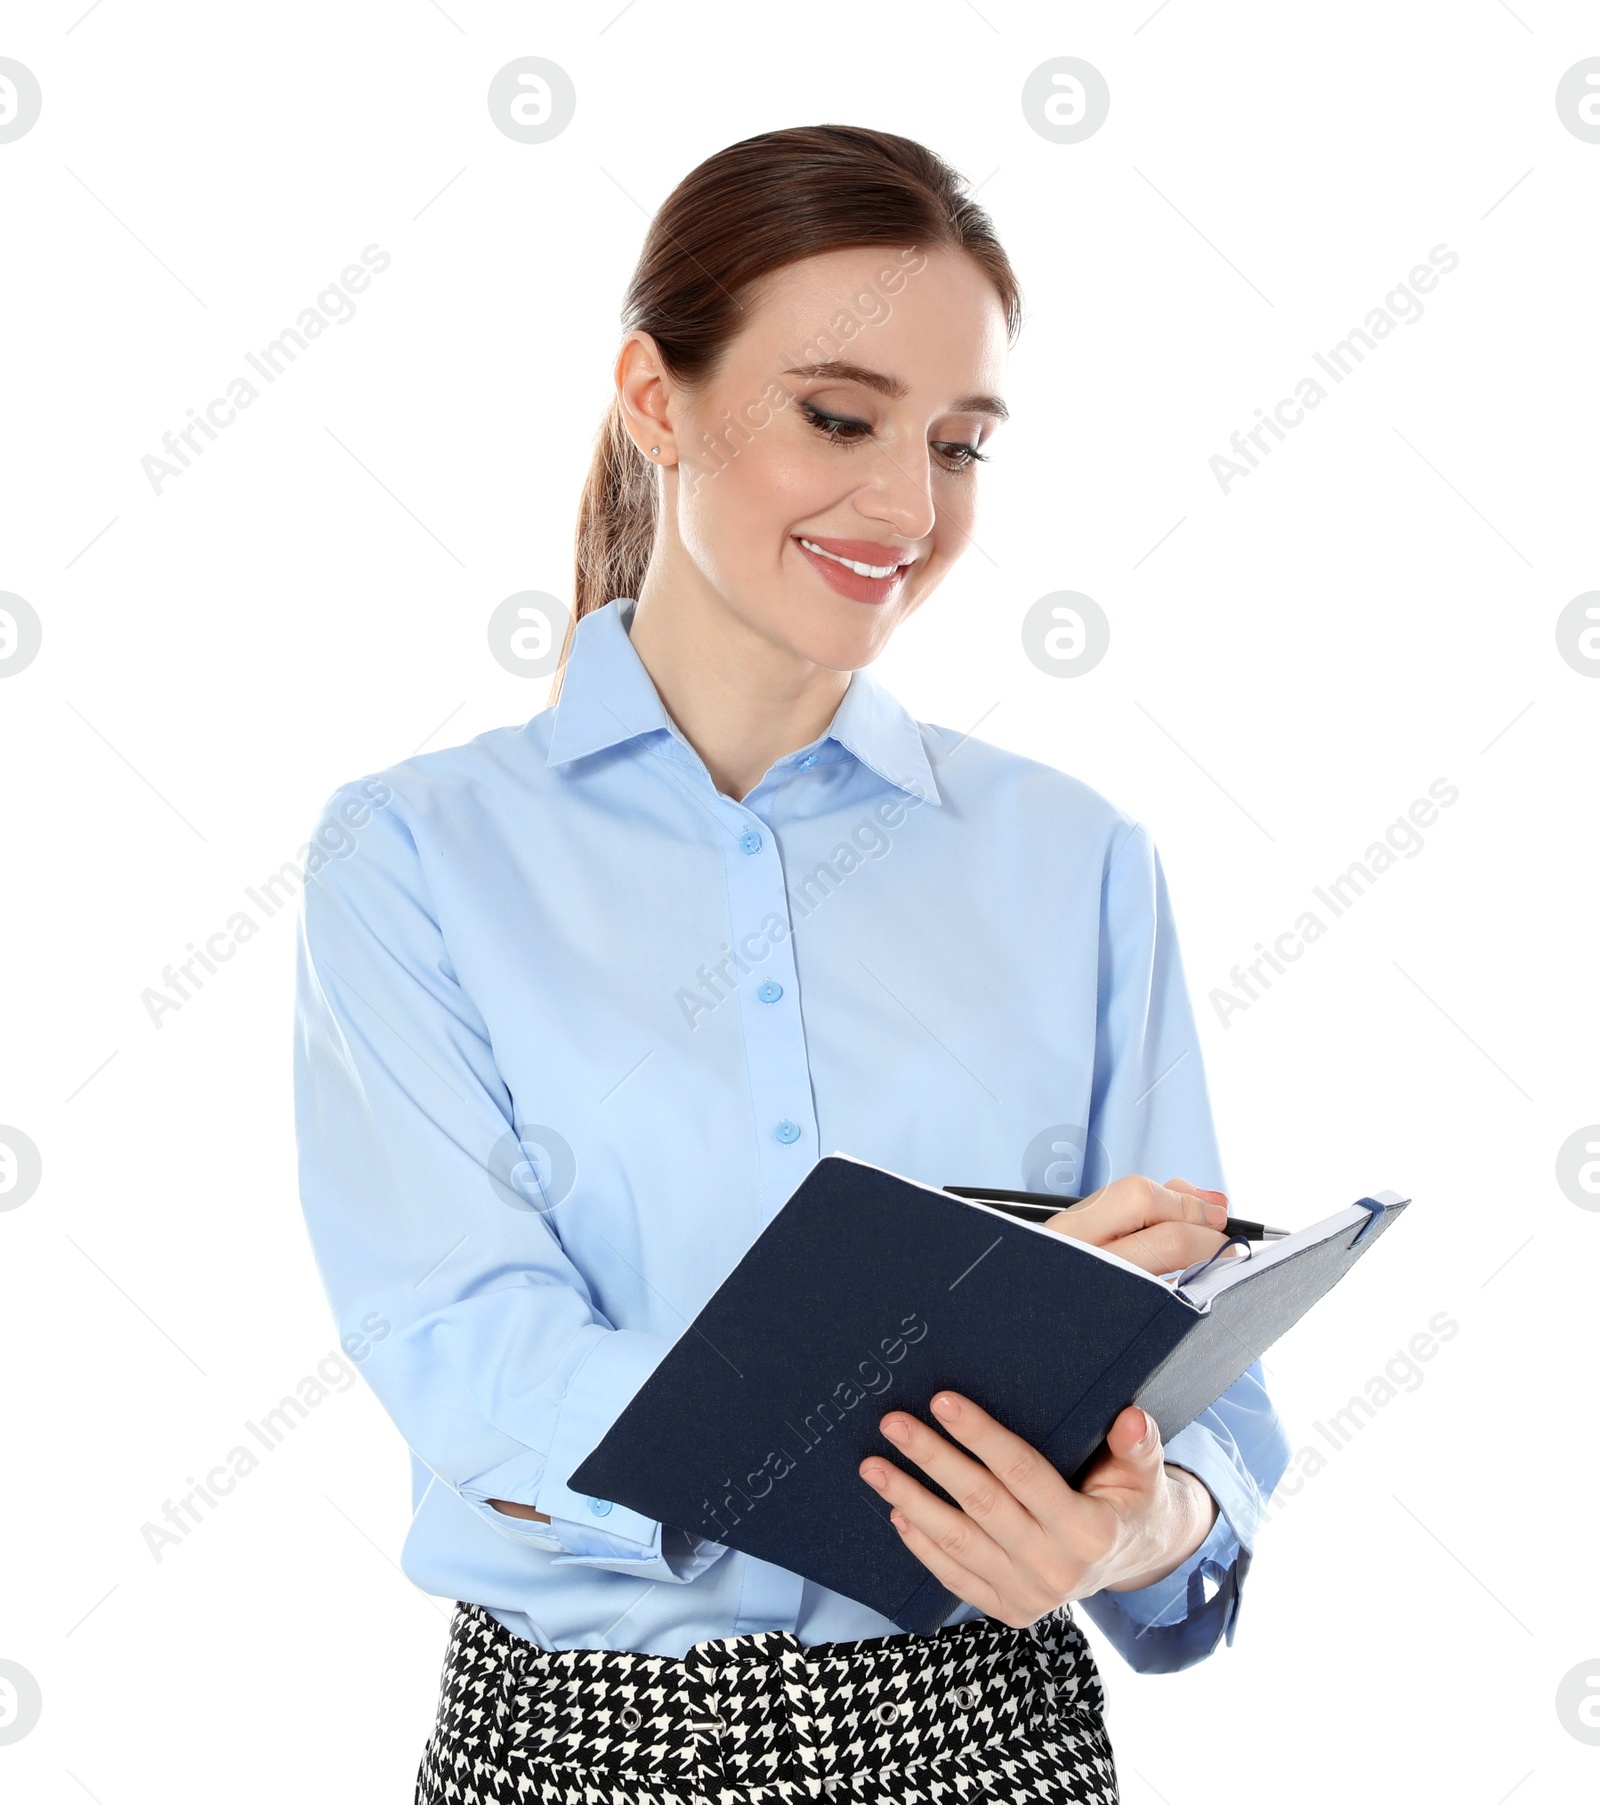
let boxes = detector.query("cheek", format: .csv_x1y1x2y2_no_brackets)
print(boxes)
685,423,834,569
926,484,977,563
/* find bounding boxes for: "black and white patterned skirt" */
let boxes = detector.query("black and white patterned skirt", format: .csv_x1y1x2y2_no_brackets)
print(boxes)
414,1598,1119,1803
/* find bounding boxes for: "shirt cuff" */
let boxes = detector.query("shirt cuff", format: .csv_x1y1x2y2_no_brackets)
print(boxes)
1093,1496,1240,1631
1077,1503,1248,1673
1075,1405,1277,1674
461,1328,729,1584
1161,1415,1267,1549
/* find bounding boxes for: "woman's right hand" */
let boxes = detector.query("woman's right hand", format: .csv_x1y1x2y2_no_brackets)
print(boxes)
1042,1175,1241,1277
490,1181,1235,1532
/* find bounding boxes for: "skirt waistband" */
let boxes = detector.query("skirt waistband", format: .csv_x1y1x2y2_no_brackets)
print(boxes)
423,1598,1113,1801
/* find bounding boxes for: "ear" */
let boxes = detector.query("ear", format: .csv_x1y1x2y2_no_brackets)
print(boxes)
615,331,678,465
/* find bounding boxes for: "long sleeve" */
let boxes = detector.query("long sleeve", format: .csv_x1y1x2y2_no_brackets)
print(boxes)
276,599,1313,1659
292,778,728,1584
1075,824,1292,1670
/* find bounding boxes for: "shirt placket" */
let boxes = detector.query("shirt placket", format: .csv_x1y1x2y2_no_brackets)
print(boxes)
712,765,816,1632
715,787,817,1223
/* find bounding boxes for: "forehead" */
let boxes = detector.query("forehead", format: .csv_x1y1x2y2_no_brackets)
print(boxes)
729,246,1009,393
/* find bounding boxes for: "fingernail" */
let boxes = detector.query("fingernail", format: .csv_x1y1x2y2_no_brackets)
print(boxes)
862,1464,888,1489
881,1416,908,1443
1204,1198,1228,1225
932,1394,959,1419
1138,1409,1158,1447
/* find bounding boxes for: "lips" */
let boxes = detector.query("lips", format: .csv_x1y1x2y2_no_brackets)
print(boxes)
793,535,916,606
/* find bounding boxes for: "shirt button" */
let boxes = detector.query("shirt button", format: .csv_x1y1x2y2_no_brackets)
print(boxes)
798,754,818,770
774,1120,801,1144
739,829,763,855
757,980,783,1004
586,1497,613,1517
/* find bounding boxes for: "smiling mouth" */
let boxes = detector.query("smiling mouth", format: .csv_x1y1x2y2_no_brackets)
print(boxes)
796,537,909,580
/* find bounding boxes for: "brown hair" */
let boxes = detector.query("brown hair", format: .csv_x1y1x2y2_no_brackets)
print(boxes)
550,123,1022,701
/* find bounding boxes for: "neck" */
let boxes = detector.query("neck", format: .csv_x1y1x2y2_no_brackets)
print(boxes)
626,560,849,804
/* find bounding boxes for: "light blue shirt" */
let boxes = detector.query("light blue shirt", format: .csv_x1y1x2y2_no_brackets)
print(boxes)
293,594,1291,1675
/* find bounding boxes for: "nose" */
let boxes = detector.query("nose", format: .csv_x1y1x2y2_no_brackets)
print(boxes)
854,439,939,545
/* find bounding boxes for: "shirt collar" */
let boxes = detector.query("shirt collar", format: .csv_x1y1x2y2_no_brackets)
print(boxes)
544,596,942,806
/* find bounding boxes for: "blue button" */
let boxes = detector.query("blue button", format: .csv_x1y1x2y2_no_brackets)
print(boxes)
586,1496,613,1517
798,754,818,770
739,830,763,855
757,980,783,1004
774,1120,801,1144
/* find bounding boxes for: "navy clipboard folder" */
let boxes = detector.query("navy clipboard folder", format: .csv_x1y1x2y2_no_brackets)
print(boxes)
569,1153,1410,1635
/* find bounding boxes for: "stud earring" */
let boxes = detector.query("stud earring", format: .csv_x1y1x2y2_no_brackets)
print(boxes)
649,446,660,456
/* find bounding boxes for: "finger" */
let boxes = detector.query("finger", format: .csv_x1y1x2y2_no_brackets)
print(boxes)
884,1505,1009,1620
1109,1218,1235,1277
859,1406,1038,1575
919,1391,1080,1533
1045,1175,1225,1247
1104,1177,1222,1228
859,1441,1017,1597
1078,1405,1167,1502
1164,1178,1228,1207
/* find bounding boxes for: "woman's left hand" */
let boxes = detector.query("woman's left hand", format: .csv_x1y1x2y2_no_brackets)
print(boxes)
859,1393,1217,1628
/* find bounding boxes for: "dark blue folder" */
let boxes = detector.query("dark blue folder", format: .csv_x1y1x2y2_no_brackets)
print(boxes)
570,1153,1409,1633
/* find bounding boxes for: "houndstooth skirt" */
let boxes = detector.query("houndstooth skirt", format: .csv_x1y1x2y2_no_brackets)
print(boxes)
414,1598,1119,1804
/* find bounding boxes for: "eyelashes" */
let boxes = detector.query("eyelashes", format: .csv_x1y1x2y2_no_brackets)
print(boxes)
799,401,989,473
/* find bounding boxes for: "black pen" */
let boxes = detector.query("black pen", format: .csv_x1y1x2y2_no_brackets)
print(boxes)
942,1185,1290,1242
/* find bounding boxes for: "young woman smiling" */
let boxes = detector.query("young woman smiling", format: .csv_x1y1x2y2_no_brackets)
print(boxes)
294,124,1289,1805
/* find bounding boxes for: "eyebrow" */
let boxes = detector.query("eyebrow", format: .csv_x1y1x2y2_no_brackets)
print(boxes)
783,360,1009,424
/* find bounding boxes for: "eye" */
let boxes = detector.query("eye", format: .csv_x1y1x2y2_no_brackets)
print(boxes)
801,402,871,446
802,404,991,474
933,441,989,472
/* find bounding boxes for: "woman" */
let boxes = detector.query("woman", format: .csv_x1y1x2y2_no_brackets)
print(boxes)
294,124,1290,1805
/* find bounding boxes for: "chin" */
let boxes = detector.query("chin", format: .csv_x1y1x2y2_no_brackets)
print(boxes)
778,609,900,673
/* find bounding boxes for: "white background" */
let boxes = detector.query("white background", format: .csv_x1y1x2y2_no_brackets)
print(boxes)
2,2,1596,1801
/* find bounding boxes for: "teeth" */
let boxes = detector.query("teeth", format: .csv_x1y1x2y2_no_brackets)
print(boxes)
800,537,904,580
